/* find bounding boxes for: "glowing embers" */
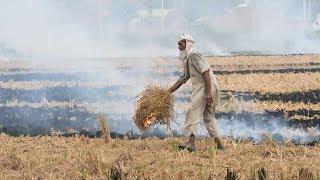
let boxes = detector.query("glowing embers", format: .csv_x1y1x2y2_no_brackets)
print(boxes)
143,112,157,128
133,85,174,132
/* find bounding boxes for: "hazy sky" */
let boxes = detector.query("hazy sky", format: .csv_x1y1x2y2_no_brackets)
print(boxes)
0,0,319,58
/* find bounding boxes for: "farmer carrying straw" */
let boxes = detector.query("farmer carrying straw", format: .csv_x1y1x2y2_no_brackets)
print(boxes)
169,34,225,151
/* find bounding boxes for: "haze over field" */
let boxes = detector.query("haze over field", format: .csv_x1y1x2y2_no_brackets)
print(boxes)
0,1,319,145
0,0,319,58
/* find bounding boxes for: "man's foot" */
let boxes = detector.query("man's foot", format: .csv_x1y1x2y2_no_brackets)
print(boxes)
217,144,225,150
215,137,225,150
178,142,196,152
178,133,196,152
186,143,196,152
178,142,189,150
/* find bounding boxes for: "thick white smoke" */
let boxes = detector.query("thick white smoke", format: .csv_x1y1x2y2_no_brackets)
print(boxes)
0,0,101,58
0,0,319,58
0,1,319,142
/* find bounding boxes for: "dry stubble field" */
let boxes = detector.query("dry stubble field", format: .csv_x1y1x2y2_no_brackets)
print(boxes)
0,54,320,179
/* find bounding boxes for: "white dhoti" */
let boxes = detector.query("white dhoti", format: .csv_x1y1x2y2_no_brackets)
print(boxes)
178,52,220,138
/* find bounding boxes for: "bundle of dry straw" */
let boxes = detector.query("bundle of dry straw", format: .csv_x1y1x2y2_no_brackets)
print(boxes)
133,85,174,132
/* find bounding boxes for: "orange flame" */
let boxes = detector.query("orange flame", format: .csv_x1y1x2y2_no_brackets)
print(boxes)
143,112,156,127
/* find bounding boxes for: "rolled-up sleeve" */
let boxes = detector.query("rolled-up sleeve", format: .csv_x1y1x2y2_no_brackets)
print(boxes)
191,53,210,74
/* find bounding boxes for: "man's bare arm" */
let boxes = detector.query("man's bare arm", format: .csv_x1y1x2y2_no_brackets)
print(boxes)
169,79,184,93
203,70,213,105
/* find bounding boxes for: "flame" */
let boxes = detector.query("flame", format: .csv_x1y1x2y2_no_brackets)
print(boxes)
143,112,156,127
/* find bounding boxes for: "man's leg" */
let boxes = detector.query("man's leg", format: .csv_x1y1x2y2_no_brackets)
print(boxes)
179,102,205,151
203,105,225,150
182,104,204,138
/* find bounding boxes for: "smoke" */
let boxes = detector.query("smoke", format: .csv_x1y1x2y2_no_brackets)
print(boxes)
0,1,98,58
0,0,177,58
215,117,320,144
0,0,319,144
0,0,319,58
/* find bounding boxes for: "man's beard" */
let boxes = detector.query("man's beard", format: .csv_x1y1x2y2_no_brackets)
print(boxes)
178,50,188,70
179,50,188,61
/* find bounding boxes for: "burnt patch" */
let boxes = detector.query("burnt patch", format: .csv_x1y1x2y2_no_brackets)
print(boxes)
221,90,320,104
0,86,127,103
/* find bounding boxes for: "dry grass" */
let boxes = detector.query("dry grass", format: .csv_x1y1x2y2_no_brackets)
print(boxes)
162,72,320,95
0,134,320,179
218,99,320,113
176,98,320,112
134,85,174,132
0,80,112,90
207,54,320,67
1,54,320,179
97,115,111,143
146,54,320,73
218,72,320,93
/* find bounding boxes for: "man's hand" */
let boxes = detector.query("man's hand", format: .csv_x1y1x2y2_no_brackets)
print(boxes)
203,70,213,105
205,91,213,105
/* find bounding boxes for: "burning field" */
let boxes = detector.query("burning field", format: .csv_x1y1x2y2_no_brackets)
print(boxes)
0,54,320,179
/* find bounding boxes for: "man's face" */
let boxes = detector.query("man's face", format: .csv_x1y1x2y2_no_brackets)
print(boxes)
178,40,186,51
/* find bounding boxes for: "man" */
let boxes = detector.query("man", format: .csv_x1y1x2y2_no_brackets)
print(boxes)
169,34,225,151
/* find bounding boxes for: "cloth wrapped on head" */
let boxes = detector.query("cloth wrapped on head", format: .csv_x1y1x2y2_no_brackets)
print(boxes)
177,33,195,44
178,33,196,71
